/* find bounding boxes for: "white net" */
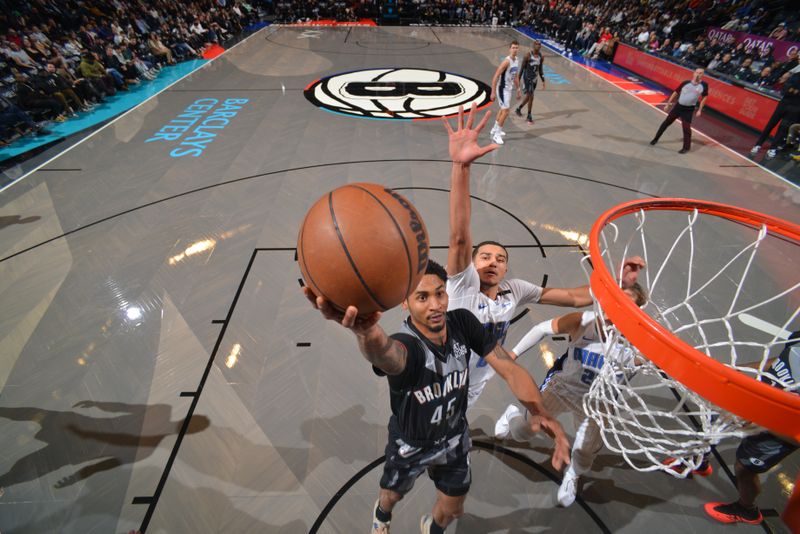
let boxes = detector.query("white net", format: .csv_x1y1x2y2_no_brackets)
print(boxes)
581,206,800,477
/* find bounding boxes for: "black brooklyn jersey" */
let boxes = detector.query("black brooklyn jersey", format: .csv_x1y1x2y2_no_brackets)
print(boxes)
379,309,496,445
763,330,799,392
521,52,544,83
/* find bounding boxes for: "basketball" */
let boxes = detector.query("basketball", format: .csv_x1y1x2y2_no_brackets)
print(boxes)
297,183,430,315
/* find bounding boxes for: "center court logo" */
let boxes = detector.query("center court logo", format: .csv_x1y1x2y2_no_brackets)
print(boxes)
304,68,491,120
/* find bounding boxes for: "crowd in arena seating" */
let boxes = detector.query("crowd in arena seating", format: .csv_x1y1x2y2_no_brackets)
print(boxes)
0,0,260,146
269,0,798,99
3,0,799,149
519,0,798,96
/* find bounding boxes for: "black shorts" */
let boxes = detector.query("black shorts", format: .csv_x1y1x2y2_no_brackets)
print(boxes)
380,426,471,497
736,431,798,474
522,78,538,95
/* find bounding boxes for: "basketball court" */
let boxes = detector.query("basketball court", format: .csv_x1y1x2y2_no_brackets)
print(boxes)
0,25,797,533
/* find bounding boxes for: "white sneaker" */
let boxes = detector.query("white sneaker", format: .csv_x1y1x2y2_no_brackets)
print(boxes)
749,144,761,155
498,129,507,136
420,514,433,533
491,132,504,145
494,404,521,439
490,123,499,134
372,499,390,533
557,466,579,507
766,148,777,159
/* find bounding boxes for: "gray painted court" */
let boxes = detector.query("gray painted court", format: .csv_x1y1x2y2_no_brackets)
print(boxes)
0,25,797,533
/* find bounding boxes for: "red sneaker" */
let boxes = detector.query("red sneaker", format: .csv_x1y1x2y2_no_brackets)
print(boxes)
662,457,712,478
704,502,763,524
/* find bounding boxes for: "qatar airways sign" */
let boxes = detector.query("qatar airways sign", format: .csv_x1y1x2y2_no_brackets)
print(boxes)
706,27,799,62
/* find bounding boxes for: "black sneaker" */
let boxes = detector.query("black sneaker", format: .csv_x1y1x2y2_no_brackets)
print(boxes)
704,501,762,524
679,148,689,154
649,139,657,145
515,107,522,117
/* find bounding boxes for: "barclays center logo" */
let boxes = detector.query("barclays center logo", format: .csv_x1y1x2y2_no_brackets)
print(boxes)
304,68,491,120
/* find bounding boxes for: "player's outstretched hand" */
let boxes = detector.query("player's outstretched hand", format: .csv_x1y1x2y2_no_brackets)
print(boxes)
303,287,381,335
528,414,572,470
620,256,646,289
442,103,500,165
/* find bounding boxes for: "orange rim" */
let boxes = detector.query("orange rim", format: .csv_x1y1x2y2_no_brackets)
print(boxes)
589,198,800,441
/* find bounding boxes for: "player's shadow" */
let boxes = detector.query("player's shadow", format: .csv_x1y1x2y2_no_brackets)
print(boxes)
0,402,209,491
272,404,387,484
457,508,566,532
531,108,590,121
0,214,41,230
504,125,583,140
598,133,712,149
168,404,387,493
14,464,308,534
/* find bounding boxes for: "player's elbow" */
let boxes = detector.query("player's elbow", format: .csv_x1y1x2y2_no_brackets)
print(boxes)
449,233,469,248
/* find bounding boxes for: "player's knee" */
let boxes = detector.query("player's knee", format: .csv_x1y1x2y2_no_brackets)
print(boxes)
445,501,464,519
380,489,403,507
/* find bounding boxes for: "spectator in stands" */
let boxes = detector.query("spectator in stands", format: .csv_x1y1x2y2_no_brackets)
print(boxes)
55,62,104,105
769,22,789,41
712,53,736,76
103,46,140,87
776,49,799,78
688,41,711,66
646,33,660,52
79,52,117,96
635,26,650,46
734,58,757,82
12,72,67,122
22,36,49,65
147,33,176,65
4,41,38,72
585,27,613,58
752,44,775,72
753,66,779,90
0,95,50,145
37,62,87,115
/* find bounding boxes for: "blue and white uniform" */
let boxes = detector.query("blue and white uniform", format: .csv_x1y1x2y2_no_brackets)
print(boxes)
541,311,637,398
496,55,519,110
446,263,542,408
537,312,637,475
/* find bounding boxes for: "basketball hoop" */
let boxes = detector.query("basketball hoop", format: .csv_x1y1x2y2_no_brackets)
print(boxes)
582,198,800,476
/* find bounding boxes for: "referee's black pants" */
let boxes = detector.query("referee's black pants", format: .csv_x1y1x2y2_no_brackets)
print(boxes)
652,104,694,151
754,99,800,149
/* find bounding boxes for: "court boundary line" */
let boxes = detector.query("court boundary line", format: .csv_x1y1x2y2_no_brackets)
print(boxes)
513,28,799,191
0,26,269,195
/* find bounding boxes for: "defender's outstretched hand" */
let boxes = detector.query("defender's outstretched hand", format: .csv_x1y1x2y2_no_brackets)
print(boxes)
528,413,572,471
303,287,381,335
620,256,646,289
441,103,500,165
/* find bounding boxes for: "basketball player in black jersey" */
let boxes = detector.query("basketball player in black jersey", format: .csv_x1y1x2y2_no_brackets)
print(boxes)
304,261,570,534
515,40,546,124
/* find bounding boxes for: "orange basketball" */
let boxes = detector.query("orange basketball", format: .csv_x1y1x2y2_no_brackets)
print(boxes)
297,183,430,314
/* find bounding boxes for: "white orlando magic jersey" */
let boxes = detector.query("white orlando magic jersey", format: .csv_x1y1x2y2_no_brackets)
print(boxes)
498,55,519,94
446,264,542,406
541,311,636,395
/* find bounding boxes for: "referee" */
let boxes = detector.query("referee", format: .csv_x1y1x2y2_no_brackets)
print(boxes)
650,68,709,154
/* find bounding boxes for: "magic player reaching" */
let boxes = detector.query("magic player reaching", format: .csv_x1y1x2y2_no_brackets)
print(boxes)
445,106,645,410
494,284,648,507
